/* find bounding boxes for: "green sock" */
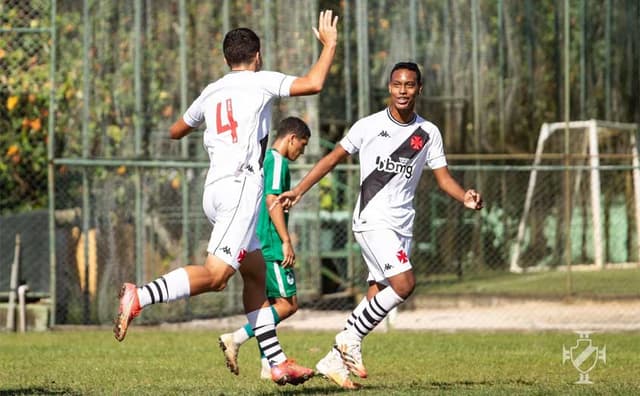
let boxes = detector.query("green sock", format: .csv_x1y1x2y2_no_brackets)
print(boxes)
270,305,281,324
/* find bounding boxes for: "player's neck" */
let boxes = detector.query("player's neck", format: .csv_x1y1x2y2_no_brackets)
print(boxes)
271,141,288,158
389,107,416,124
228,62,258,72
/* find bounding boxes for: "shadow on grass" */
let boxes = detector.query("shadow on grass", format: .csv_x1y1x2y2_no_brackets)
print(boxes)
0,388,81,396
426,379,536,389
257,384,383,395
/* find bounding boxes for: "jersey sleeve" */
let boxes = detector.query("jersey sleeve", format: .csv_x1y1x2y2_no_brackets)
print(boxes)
339,119,366,154
426,124,448,169
258,71,296,98
183,90,205,128
264,152,289,195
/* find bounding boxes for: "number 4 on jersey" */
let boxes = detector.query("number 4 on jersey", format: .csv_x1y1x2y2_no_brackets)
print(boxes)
216,99,238,143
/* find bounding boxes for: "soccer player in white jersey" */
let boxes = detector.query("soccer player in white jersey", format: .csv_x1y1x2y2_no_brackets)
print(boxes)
276,62,483,389
113,10,338,387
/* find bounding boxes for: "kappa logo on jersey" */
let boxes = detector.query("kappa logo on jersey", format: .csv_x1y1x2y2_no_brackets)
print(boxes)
410,135,424,150
237,248,247,263
375,156,413,179
384,263,393,271
378,130,391,138
396,249,409,264
221,246,232,256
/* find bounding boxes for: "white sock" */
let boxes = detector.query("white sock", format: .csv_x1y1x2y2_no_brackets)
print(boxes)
346,287,404,340
232,327,251,345
247,307,287,366
137,268,190,308
344,296,369,330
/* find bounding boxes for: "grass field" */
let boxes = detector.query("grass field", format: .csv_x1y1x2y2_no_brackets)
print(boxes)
419,267,640,298
2,329,639,395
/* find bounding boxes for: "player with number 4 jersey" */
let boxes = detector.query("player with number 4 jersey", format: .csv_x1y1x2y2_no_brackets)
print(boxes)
113,10,339,387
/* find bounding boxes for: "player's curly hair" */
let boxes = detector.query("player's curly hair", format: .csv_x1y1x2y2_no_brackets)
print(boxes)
390,62,422,85
223,28,260,66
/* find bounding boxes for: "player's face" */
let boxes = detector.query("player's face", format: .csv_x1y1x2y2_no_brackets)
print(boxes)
388,69,422,112
287,136,308,161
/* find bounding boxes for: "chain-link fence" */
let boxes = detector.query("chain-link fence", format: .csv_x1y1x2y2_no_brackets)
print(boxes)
2,0,640,329
32,160,638,325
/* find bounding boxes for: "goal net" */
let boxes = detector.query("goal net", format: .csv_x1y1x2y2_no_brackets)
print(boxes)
510,120,640,273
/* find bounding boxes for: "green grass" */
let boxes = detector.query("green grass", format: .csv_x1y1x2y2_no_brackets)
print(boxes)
2,329,639,395
419,268,640,299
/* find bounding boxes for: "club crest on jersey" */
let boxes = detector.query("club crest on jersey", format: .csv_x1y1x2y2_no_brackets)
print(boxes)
375,156,413,179
410,135,424,150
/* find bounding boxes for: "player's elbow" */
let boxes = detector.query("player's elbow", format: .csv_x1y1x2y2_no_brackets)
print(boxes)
306,81,324,95
169,126,182,140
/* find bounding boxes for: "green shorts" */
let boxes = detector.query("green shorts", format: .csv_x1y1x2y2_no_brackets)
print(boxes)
265,260,297,298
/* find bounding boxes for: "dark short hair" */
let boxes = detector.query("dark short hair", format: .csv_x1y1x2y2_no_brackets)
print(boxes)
389,62,422,85
223,28,260,66
276,117,311,140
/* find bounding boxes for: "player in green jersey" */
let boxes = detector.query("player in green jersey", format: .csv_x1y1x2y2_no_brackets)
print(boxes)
218,116,310,378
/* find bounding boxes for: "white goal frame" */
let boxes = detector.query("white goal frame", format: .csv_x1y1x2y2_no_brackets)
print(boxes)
510,120,640,273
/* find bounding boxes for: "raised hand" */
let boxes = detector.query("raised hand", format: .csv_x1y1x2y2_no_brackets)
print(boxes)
312,9,338,48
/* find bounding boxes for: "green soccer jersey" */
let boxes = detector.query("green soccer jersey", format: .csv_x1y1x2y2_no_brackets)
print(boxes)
257,148,290,262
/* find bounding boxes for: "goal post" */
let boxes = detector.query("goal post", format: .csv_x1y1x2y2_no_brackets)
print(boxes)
510,120,640,273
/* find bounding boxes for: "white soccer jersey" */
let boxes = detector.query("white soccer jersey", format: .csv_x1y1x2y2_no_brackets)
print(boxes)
340,108,448,236
183,70,296,186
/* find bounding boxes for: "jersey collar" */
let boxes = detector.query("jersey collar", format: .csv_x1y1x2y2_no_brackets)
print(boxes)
386,107,417,126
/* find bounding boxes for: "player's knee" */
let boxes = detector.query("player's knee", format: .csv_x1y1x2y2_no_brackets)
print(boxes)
288,301,299,316
209,278,228,291
395,278,416,299
205,269,230,291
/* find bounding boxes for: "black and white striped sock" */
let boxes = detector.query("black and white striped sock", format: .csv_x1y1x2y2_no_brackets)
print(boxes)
137,268,190,307
344,296,369,330
248,307,286,366
347,287,404,340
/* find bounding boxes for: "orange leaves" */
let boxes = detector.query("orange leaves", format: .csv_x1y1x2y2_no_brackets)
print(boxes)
5,144,21,165
6,144,19,157
21,117,42,132
29,118,42,131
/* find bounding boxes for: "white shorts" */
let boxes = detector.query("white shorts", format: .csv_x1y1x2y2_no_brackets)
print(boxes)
202,175,263,270
354,229,413,285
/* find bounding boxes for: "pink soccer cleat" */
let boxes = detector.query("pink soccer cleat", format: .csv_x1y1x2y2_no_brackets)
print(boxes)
113,283,142,342
270,359,315,386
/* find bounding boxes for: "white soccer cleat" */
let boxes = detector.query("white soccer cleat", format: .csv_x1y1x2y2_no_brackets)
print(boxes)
316,348,361,389
218,333,241,375
335,330,368,378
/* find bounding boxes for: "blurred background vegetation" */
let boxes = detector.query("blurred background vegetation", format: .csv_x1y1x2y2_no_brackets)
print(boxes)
2,0,639,213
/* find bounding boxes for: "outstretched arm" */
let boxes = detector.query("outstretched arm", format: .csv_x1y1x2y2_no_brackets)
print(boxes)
289,10,338,96
276,145,349,209
169,118,194,140
433,166,483,210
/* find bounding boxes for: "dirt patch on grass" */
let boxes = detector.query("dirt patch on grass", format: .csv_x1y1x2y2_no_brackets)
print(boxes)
157,298,640,333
